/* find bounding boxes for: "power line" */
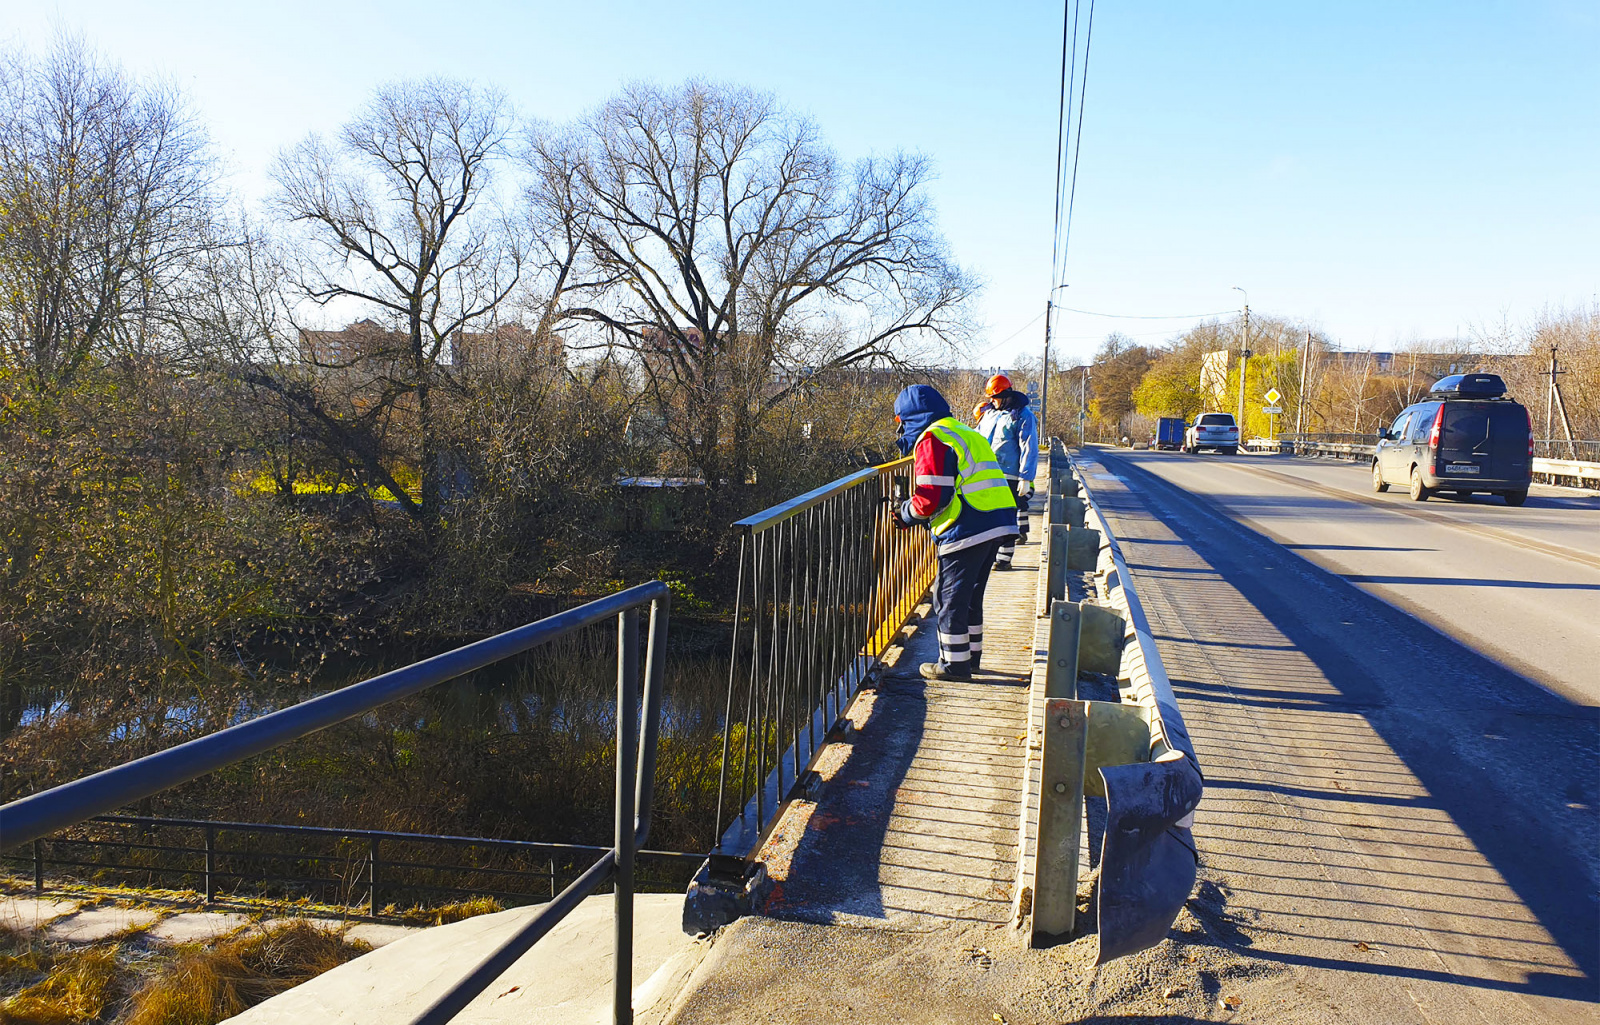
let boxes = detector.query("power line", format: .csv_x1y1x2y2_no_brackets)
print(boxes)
1059,0,1095,272
1047,2,1073,297
974,308,1049,361
1056,306,1237,320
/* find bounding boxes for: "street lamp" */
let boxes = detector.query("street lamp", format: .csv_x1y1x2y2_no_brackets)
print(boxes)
1233,287,1251,433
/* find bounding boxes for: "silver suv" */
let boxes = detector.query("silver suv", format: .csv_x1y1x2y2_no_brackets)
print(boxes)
1184,412,1239,454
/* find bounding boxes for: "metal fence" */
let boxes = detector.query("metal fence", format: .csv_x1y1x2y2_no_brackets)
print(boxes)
7,814,703,915
709,456,935,868
1534,438,1600,462
0,582,673,1025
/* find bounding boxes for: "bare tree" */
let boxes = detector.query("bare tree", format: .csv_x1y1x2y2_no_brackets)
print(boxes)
272,78,522,527
527,80,975,483
0,35,216,390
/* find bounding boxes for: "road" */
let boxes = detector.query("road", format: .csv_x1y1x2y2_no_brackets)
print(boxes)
1082,446,1598,1022
1109,448,1600,704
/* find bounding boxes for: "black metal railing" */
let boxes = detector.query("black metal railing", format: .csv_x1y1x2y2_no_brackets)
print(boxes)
7,814,703,915
0,582,672,1025
709,456,935,866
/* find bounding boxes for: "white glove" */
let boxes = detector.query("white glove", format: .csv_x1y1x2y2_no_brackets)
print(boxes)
1016,480,1034,500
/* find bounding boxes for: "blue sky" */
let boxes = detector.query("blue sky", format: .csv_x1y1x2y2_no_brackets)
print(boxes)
7,0,1597,367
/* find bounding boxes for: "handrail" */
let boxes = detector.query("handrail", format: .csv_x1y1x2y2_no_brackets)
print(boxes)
707,456,934,872
0,582,672,1025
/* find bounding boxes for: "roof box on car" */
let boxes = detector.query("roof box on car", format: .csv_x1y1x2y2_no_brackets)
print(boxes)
1428,373,1506,399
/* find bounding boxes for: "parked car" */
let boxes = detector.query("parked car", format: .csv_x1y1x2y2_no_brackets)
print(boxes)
1184,413,1239,454
1371,373,1532,505
1153,417,1186,451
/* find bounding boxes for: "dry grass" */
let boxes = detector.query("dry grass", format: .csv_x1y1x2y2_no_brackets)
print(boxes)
429,897,502,925
121,922,368,1025
0,946,121,1025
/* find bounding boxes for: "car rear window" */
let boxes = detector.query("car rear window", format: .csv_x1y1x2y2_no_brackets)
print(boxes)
1197,414,1235,426
1442,403,1528,448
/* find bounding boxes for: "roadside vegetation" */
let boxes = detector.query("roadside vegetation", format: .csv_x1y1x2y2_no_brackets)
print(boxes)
1045,306,1599,445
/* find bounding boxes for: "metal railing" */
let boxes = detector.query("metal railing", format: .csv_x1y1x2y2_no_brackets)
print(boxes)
8,814,702,915
0,582,672,1025
1534,438,1600,462
708,456,935,869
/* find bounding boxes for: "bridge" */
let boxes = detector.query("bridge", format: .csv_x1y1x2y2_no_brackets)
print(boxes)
3,443,1596,1023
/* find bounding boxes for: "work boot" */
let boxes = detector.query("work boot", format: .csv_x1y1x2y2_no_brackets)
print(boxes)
919,661,971,681
993,560,1012,571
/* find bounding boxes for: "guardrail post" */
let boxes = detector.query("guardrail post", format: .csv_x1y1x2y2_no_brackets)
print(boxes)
1046,601,1081,700
549,857,557,901
33,839,43,892
204,825,216,902
1050,494,1085,530
1051,466,1079,498
368,837,380,917
1035,699,1089,940
1046,524,1069,606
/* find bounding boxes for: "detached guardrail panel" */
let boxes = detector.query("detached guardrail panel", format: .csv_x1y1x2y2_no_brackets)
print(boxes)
1023,441,1203,963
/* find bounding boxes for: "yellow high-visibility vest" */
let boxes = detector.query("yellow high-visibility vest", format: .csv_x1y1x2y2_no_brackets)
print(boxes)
919,417,1016,536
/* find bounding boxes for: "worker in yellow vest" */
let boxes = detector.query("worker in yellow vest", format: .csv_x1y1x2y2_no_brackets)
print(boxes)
891,385,1019,680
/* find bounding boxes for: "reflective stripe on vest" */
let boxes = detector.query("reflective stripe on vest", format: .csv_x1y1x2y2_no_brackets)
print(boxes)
923,418,1016,536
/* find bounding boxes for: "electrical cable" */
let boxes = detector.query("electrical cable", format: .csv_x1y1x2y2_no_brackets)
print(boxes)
973,308,1049,362
1047,1,1074,299
1055,306,1237,320
1059,0,1095,272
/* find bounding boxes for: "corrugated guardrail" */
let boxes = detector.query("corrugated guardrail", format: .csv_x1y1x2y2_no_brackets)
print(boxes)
1016,441,1203,962
1243,436,1600,490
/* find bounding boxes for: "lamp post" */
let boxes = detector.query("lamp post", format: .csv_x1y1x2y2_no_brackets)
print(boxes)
1233,287,1251,434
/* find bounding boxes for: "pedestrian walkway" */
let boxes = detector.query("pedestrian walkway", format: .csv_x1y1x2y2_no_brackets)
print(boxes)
731,494,1044,931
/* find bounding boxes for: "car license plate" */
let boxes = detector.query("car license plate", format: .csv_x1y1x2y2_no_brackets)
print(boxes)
1444,464,1480,475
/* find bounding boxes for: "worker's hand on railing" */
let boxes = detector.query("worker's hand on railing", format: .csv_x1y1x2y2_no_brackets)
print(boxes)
891,505,914,530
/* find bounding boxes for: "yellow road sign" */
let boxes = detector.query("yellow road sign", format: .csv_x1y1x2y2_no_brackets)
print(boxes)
1263,388,1282,405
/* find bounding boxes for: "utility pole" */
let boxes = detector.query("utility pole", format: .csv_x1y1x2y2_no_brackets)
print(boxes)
1081,365,1090,445
1041,301,1052,442
1235,304,1251,433
1295,329,1311,436
1548,346,1578,457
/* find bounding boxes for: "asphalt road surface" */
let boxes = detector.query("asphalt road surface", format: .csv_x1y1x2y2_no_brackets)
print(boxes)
1081,446,1598,1022
1108,448,1600,705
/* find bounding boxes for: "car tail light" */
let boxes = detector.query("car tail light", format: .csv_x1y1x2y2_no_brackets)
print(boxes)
1428,405,1445,474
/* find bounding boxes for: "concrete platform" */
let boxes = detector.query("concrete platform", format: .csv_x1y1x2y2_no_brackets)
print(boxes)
0,896,80,934
225,893,705,1025
145,911,252,944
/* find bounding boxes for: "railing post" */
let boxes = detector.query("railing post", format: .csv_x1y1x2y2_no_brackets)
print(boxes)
368,837,380,917
1046,601,1081,700
33,839,43,892
1046,524,1069,606
549,857,557,901
1034,699,1089,940
614,608,640,1025
204,825,216,903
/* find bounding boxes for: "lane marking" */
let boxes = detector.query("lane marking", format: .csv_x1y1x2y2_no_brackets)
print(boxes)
1224,462,1600,574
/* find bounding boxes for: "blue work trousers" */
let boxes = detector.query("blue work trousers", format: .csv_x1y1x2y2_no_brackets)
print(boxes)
933,537,1007,667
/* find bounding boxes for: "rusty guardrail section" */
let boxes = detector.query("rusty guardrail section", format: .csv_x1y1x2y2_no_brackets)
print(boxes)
1014,440,1203,962
683,456,935,932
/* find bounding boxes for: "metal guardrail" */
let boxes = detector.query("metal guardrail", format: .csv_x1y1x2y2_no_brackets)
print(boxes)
8,814,702,915
1025,441,1203,962
0,582,672,1025
1535,438,1600,462
1259,433,1600,489
688,457,934,916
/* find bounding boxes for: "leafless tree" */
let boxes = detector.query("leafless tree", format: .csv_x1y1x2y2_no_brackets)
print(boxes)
526,80,975,483
0,35,217,391
272,78,523,526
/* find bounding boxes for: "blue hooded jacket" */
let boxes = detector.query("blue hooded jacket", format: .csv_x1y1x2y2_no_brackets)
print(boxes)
894,385,1018,552
894,384,949,456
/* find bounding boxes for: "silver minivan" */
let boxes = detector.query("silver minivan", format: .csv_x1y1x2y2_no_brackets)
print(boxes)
1372,374,1533,505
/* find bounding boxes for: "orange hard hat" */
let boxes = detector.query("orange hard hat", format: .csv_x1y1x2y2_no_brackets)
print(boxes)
985,374,1011,396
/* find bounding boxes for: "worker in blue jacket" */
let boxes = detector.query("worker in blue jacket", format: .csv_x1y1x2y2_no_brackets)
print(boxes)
973,374,1039,568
